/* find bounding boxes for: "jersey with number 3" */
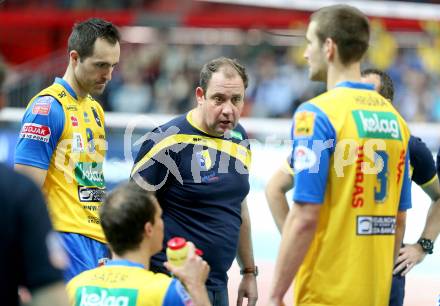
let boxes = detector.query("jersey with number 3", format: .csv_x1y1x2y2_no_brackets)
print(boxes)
291,82,411,306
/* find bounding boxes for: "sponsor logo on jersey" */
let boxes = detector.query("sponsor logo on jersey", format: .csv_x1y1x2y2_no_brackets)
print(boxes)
84,111,91,123
352,110,401,140
228,130,243,140
19,123,51,143
294,111,315,137
201,171,219,183
78,186,105,202
72,133,84,153
91,107,102,127
356,215,396,235
75,162,105,188
32,96,52,115
75,286,137,306
66,105,78,111
71,115,79,127
98,257,109,267
196,149,212,171
85,128,95,153
293,145,317,171
58,91,66,99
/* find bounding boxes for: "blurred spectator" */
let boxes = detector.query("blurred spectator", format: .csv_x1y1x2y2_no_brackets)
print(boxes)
399,66,431,121
108,41,440,120
109,58,153,113
249,51,295,118
4,27,440,122
430,78,440,121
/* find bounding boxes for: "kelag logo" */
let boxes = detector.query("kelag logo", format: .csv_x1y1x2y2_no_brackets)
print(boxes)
352,110,401,140
75,286,137,306
74,162,104,188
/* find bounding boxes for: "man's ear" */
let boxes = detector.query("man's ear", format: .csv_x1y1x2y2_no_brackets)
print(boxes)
69,50,80,67
195,87,205,106
144,222,153,238
324,38,336,62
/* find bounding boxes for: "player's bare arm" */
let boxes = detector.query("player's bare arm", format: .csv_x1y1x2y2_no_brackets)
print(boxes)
268,203,320,305
265,167,293,233
395,177,440,275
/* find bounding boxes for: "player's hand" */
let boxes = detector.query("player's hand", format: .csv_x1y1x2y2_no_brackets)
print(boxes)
237,273,258,306
164,241,210,287
393,243,426,276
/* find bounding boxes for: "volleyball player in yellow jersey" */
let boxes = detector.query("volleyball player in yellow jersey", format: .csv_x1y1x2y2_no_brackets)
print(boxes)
268,5,412,306
14,18,120,281
67,182,211,306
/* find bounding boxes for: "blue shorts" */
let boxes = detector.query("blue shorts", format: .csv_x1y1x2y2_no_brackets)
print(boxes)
59,232,110,282
389,273,405,306
207,287,229,306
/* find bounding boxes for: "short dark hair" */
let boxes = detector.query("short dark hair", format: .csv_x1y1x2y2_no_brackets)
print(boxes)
311,5,370,65
199,57,248,94
100,181,157,255
68,18,120,61
361,68,394,102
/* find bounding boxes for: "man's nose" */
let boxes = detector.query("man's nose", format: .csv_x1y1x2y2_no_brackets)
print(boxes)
222,101,234,115
103,67,114,81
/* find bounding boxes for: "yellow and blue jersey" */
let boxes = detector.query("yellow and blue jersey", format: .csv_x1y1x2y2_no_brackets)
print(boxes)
291,82,411,306
131,110,251,290
15,78,107,243
287,135,437,187
67,260,193,306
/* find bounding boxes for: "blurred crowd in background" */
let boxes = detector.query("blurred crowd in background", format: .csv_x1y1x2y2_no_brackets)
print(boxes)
2,0,440,122
98,43,324,119
5,34,440,123
99,42,440,122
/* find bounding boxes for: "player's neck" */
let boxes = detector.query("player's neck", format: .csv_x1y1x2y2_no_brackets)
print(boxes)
327,62,362,90
63,67,87,99
112,250,151,270
190,108,222,137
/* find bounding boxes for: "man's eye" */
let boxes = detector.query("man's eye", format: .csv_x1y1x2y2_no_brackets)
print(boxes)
232,97,242,104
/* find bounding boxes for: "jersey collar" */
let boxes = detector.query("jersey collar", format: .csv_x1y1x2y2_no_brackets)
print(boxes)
335,81,374,91
105,259,145,269
54,77,78,100
186,109,223,138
